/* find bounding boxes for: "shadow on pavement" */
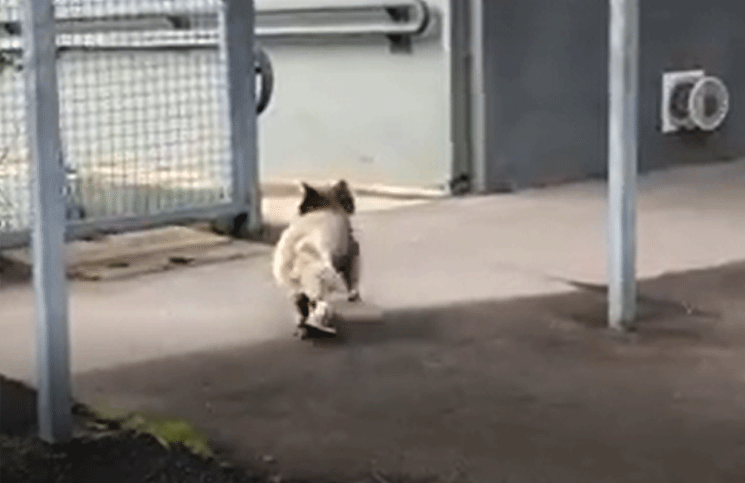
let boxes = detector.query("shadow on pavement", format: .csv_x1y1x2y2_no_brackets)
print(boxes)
67,261,745,482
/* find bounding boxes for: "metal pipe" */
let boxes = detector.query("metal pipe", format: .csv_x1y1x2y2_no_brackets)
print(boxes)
2,0,419,21
0,0,430,48
257,0,430,37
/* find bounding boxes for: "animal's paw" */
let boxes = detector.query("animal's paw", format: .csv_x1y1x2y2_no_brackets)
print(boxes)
347,289,361,302
315,301,333,324
304,301,337,336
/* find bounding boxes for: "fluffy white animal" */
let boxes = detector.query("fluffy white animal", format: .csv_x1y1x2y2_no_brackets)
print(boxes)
272,180,360,338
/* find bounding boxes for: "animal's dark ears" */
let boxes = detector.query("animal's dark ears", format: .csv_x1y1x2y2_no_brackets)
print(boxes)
298,182,327,214
300,182,318,198
331,180,355,215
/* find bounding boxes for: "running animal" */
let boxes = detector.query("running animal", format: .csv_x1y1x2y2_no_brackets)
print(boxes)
272,180,361,339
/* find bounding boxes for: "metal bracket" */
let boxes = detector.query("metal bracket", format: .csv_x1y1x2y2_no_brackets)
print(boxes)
255,46,274,115
385,0,430,53
448,173,471,195
386,5,412,53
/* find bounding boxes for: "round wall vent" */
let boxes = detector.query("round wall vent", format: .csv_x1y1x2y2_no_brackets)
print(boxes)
688,76,729,131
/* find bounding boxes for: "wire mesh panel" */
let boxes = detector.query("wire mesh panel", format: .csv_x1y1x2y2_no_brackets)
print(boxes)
0,0,240,242
0,0,27,233
0,1,21,233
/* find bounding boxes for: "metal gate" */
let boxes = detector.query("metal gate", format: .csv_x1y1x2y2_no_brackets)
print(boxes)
0,0,273,249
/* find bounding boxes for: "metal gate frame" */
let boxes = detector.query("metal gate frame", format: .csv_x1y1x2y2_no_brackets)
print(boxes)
0,0,431,250
0,0,271,249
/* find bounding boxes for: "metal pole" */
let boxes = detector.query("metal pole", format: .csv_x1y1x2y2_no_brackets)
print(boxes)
468,0,486,194
607,0,639,330
224,0,261,233
22,0,73,441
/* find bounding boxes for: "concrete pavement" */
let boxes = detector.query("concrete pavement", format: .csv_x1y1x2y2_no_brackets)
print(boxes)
5,160,745,481
4,160,745,380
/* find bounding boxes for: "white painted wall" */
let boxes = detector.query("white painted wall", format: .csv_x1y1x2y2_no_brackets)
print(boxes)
255,0,452,191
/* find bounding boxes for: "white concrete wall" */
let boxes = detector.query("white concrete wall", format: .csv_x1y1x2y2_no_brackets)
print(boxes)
255,0,452,191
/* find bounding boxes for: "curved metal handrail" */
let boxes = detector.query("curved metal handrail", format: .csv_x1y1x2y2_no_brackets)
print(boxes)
256,0,431,38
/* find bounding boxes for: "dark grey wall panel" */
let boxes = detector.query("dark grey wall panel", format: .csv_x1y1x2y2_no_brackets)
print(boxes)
481,1,744,191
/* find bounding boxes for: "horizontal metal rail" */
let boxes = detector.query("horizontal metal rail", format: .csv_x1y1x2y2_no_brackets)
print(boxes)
0,201,245,250
0,30,219,52
0,0,431,51
0,0,221,22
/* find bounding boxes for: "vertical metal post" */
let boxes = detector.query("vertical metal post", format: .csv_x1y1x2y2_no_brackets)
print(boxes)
22,0,73,442
224,0,261,233
468,0,486,194
607,0,639,330
446,0,465,192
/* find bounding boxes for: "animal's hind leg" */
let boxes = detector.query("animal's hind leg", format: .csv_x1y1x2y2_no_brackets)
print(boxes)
294,295,335,337
345,239,361,302
293,293,311,338
295,261,342,337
